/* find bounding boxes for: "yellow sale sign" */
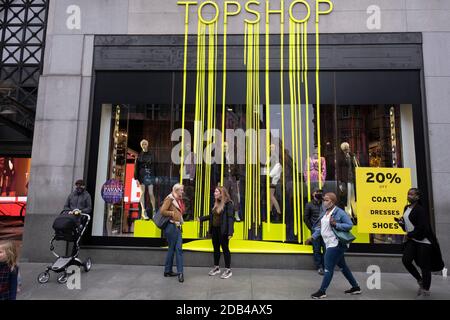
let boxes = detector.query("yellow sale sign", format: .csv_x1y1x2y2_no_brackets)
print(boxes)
356,168,411,234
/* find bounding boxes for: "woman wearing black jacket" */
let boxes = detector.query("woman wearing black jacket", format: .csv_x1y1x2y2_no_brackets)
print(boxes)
200,186,235,279
396,188,444,296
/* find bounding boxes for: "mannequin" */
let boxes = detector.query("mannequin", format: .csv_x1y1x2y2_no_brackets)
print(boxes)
0,157,15,196
338,142,360,219
134,139,157,220
269,144,282,222
303,147,326,184
222,141,241,222
180,143,196,220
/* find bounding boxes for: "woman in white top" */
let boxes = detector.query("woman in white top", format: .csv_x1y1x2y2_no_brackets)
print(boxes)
307,192,361,299
269,153,282,223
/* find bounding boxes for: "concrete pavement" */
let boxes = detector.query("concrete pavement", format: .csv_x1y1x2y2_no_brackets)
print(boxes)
16,263,450,300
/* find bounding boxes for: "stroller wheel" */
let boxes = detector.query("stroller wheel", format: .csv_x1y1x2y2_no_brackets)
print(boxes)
57,272,68,284
83,258,92,272
37,271,50,284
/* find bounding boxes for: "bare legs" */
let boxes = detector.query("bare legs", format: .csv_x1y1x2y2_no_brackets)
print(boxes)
139,184,156,219
270,187,281,219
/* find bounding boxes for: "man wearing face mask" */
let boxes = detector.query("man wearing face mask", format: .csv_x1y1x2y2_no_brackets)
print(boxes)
304,189,325,275
63,179,92,215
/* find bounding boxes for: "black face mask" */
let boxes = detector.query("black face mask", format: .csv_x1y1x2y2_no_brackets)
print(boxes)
408,195,419,204
314,194,323,202
76,186,85,194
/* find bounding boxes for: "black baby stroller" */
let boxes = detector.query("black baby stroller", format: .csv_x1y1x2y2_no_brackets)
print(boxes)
37,210,92,284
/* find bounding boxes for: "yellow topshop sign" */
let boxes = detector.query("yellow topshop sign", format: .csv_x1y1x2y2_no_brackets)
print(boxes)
356,167,411,234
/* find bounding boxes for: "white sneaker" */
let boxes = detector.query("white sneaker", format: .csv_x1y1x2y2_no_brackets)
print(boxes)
220,269,232,279
234,212,241,222
208,266,220,276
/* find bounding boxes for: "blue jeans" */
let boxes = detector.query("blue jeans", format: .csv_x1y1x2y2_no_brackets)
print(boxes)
320,244,358,292
312,237,325,270
164,223,183,274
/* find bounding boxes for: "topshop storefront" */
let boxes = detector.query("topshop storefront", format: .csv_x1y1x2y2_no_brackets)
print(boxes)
21,0,450,271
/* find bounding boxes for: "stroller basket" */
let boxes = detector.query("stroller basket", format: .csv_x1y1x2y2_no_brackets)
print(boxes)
52,214,82,241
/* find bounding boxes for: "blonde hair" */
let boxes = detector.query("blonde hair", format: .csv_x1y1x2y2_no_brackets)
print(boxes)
340,142,350,151
0,241,18,270
140,139,149,148
213,186,231,214
172,183,184,193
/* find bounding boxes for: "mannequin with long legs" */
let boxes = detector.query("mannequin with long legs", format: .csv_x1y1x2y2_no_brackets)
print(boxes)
338,142,359,220
269,144,282,222
134,139,157,220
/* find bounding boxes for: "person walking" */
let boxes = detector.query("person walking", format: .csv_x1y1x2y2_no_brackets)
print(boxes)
200,186,235,279
160,183,185,283
396,188,444,297
304,189,325,275
307,192,361,299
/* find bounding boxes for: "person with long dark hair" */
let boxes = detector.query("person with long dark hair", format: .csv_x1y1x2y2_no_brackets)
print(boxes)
200,186,235,279
395,188,444,296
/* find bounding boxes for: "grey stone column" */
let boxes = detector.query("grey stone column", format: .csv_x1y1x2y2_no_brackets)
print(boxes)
21,0,128,262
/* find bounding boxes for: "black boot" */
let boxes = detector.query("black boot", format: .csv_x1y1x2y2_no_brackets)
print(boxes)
164,271,177,277
178,273,184,283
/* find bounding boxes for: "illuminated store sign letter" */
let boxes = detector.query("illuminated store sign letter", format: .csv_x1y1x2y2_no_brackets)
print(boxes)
245,0,261,24
177,1,197,24
316,0,333,23
266,0,284,24
198,1,220,25
289,0,310,23
224,1,241,24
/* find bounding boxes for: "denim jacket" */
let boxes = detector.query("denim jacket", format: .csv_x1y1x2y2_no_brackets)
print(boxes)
311,206,353,241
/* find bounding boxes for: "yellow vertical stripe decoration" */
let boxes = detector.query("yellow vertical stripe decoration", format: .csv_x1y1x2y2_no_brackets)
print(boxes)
244,18,261,238
316,20,322,189
280,13,286,242
177,4,326,244
265,15,271,232
296,22,302,243
180,15,189,184
288,18,297,237
220,21,227,186
304,23,311,205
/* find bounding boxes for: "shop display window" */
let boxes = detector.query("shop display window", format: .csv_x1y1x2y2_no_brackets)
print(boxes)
0,157,30,217
89,70,423,251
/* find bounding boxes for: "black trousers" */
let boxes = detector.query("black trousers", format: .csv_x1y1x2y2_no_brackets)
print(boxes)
402,240,432,290
212,226,231,269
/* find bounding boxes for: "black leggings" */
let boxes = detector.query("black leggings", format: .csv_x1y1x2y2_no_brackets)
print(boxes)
402,240,432,290
212,226,231,268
